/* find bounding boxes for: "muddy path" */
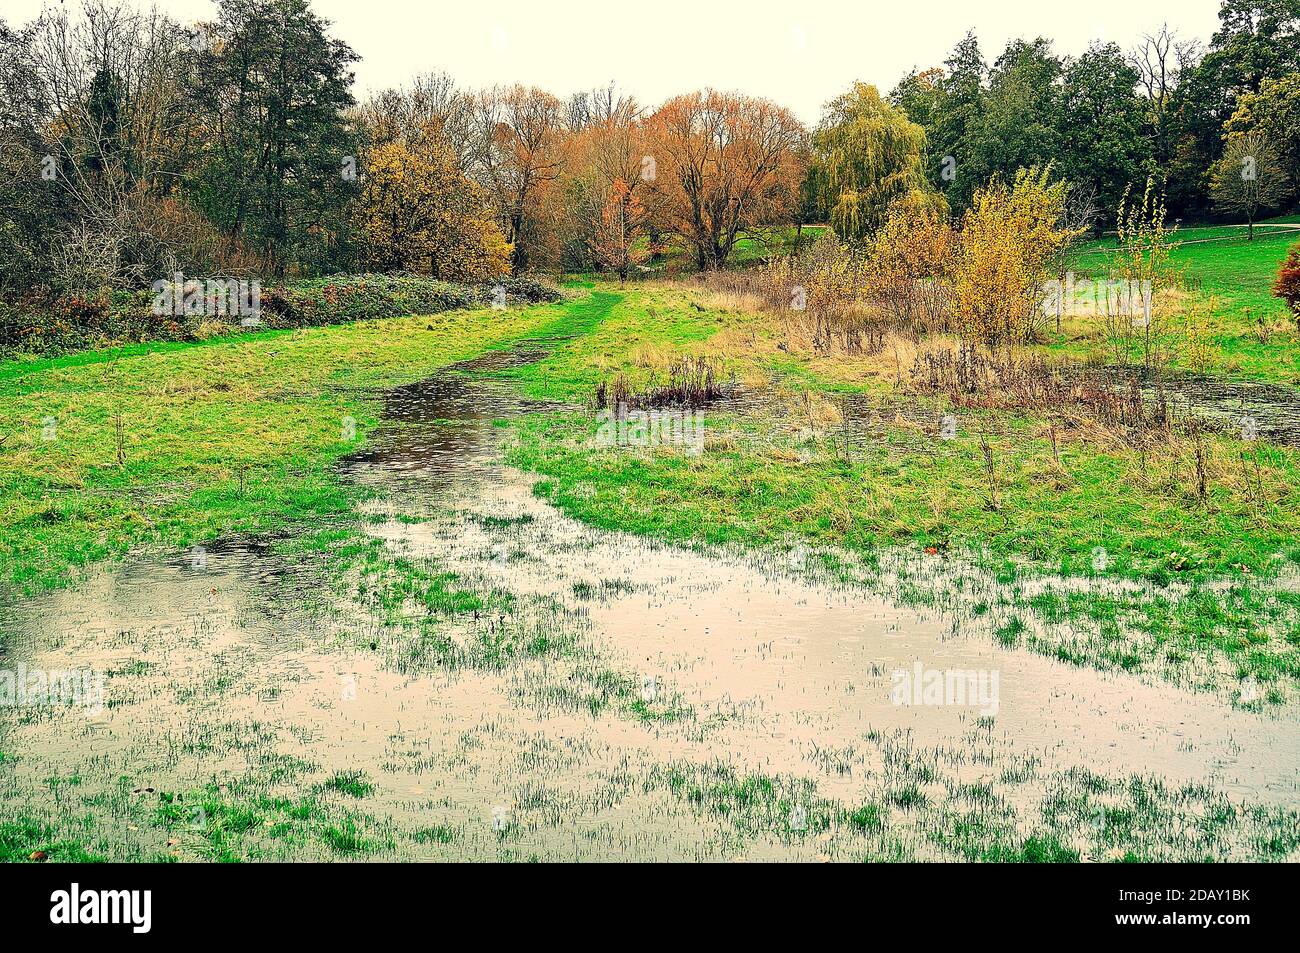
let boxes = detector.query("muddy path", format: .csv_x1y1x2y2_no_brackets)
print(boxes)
2,340,1297,861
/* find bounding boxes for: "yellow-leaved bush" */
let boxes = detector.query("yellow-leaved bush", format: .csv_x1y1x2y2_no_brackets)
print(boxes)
949,165,1083,349
355,140,511,282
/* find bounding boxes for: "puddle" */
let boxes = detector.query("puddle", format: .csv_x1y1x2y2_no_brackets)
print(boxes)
3,341,1297,861
1083,366,1300,446
340,348,556,484
373,472,1300,812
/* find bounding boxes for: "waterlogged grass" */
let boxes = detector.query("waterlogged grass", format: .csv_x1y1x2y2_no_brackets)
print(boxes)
1023,584,1300,689
507,410,1300,584
505,409,1300,693
3,247,1298,864
0,749,397,863
0,813,109,863
280,525,581,675
488,274,1299,692
0,298,581,603
648,735,1300,862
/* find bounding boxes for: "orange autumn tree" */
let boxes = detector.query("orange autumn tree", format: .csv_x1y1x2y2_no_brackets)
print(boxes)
593,178,649,284
645,90,806,269
558,91,649,271
470,85,566,270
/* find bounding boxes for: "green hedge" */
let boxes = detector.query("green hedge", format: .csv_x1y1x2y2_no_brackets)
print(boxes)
0,273,563,358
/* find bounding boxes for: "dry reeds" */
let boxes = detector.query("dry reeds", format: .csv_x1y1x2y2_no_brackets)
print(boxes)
594,356,731,409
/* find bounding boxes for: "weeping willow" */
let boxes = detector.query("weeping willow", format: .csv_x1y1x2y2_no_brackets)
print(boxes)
810,82,945,241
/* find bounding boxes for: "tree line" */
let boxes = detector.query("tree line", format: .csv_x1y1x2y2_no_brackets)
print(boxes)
889,2,1300,233
2,0,1299,296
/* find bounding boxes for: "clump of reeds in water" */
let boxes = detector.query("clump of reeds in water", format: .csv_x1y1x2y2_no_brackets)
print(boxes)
594,356,732,409
909,343,1173,434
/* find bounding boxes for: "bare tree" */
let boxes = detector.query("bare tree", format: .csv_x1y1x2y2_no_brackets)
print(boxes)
562,91,646,270
26,1,195,284
1129,24,1201,165
468,85,565,269
358,72,476,169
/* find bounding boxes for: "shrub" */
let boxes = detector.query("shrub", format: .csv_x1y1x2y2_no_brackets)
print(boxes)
0,273,564,358
760,233,879,353
866,203,955,333
1272,240,1300,328
949,166,1083,350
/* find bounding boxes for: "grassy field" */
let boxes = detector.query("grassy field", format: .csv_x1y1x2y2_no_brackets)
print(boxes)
4,249,1298,689
496,282,1299,696
1060,221,1300,382
0,298,592,601
502,286,1300,576
2,231,1298,864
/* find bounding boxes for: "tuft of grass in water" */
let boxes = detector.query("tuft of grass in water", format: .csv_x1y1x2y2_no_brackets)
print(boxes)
412,825,456,845
319,771,375,799
995,616,1026,647
320,820,377,854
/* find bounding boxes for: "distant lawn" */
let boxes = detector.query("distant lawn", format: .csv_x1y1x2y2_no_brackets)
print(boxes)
1057,219,1300,383
637,225,829,275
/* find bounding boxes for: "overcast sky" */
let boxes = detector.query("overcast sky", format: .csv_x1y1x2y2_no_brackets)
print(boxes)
4,0,1224,122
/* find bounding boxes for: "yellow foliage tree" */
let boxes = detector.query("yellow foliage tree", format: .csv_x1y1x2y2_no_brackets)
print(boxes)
356,140,511,281
949,166,1083,349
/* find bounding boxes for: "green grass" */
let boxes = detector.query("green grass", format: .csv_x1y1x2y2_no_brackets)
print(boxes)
0,297,582,603
649,741,1299,862
507,409,1300,584
318,771,375,799
489,272,1299,692
482,266,1300,589
631,225,828,275
493,288,713,401
1061,220,1300,383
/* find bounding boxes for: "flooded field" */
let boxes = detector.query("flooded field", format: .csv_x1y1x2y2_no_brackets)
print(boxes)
2,344,1297,862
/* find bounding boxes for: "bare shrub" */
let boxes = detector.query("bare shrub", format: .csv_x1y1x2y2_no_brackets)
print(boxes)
910,342,1172,434
759,233,887,354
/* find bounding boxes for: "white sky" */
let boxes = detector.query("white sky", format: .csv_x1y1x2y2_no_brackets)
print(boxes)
3,0,1224,122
